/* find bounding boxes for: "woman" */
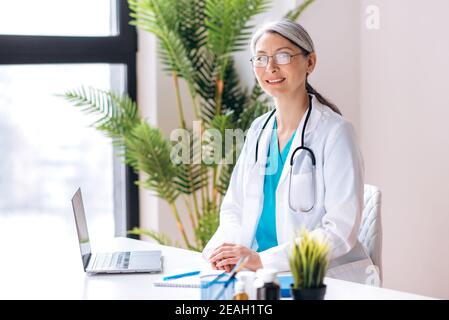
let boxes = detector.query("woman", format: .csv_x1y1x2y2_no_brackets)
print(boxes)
203,20,378,284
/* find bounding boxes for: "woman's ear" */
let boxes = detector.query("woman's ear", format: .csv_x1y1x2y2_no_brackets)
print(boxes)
306,52,317,75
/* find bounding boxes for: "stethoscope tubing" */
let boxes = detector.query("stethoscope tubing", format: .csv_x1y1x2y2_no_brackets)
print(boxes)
254,95,316,213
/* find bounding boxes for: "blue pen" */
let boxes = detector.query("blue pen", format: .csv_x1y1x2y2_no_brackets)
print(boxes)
163,270,201,281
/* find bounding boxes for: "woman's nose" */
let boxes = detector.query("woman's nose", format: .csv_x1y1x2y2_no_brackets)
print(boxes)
266,58,279,72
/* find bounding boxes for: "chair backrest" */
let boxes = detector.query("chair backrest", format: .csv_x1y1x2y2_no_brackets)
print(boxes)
358,184,383,281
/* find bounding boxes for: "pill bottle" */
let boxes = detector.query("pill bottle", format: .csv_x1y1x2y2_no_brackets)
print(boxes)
233,280,249,300
236,270,256,300
256,268,280,300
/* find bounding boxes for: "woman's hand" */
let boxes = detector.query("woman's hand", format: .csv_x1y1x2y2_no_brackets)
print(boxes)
208,243,263,272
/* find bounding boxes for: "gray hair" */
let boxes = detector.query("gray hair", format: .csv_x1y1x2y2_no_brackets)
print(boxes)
250,20,315,55
250,20,342,116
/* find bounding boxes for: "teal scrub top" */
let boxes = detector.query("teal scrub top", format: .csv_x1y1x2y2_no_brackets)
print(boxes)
255,120,296,252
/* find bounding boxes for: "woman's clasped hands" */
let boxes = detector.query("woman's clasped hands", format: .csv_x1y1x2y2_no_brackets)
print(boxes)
208,243,263,272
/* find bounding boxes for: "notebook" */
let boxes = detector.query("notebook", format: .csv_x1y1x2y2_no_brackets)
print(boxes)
153,269,224,288
154,276,201,288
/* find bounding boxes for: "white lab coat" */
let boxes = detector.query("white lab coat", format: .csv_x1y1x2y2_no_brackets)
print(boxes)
203,94,378,284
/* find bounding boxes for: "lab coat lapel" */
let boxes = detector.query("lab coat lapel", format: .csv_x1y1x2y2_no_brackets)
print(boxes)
242,112,276,248
245,112,276,195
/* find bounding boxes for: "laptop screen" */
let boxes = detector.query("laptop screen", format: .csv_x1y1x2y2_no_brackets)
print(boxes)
71,188,91,269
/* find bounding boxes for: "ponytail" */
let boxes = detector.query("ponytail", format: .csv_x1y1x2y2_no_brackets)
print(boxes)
306,80,342,116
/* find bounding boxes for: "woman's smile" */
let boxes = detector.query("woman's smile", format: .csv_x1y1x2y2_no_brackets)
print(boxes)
265,77,286,85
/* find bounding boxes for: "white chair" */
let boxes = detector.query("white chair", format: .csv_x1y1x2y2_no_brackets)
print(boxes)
358,184,383,283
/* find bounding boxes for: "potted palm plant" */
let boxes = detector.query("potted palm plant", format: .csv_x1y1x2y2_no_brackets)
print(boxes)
288,228,330,300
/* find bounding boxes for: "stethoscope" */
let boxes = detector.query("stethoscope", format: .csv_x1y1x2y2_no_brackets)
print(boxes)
254,95,316,213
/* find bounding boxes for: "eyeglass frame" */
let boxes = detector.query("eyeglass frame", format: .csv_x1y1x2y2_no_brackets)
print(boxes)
250,52,304,68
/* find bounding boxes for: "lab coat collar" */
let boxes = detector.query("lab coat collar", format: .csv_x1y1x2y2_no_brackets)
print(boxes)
246,94,322,193
262,94,323,187
254,94,322,167
297,93,322,137
278,94,322,185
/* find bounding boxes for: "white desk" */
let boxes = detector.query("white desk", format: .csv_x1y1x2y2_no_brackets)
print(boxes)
0,237,434,300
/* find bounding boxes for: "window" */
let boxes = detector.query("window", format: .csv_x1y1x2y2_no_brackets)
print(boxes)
0,0,138,245
0,0,117,36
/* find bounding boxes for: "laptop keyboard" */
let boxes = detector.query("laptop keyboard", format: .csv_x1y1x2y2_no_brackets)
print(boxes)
92,252,130,271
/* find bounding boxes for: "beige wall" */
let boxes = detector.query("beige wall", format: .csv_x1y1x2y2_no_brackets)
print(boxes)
360,0,449,298
297,0,361,131
136,0,449,298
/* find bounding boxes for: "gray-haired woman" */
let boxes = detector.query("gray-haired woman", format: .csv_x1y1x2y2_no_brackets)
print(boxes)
203,20,379,285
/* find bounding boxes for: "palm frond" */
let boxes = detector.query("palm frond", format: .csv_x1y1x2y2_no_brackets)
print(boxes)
172,129,207,194
248,81,268,104
238,100,270,132
176,0,208,55
194,202,219,251
129,0,197,97
205,0,270,78
221,59,248,118
62,86,141,149
214,99,269,195
198,58,248,125
125,122,180,203
175,163,205,195
202,113,235,167
205,0,270,57
196,52,220,124
284,0,315,21
217,163,233,196
210,113,235,141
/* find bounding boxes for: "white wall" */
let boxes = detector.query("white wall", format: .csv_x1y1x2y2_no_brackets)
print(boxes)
136,30,160,243
136,0,449,299
360,0,449,299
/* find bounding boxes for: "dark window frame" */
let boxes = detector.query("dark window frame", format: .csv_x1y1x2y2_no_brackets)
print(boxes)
0,0,140,236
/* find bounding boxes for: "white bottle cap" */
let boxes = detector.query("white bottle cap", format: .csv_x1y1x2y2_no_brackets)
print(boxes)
236,270,256,282
235,280,246,294
258,268,278,283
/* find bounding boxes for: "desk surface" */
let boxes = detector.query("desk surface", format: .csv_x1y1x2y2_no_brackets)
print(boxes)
0,237,434,300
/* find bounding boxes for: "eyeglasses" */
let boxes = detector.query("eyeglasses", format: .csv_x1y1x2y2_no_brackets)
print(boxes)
250,52,303,68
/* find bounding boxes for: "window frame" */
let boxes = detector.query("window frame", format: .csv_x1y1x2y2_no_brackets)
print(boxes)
0,0,139,237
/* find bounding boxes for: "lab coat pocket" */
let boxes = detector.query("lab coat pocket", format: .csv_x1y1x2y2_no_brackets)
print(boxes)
289,170,315,213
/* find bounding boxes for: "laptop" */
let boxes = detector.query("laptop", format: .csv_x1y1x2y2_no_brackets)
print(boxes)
71,187,163,274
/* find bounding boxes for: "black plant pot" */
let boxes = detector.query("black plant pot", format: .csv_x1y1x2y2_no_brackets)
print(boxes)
290,284,327,300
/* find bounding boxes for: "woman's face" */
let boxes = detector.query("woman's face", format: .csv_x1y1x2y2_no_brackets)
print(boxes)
252,32,316,99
